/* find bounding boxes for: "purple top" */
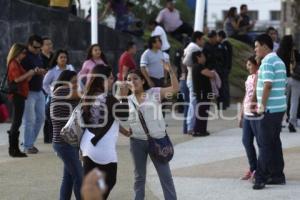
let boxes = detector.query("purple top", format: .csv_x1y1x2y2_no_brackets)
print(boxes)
110,0,127,16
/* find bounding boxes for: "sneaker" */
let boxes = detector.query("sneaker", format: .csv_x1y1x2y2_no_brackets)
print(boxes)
253,182,265,190
241,170,252,180
288,123,297,133
24,147,38,154
193,131,210,137
32,146,39,153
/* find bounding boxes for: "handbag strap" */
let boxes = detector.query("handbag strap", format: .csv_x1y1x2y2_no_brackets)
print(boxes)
130,99,151,138
0,66,9,90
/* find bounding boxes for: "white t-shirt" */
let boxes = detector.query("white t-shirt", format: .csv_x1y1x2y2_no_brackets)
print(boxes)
80,121,120,164
182,42,203,81
151,25,170,51
128,87,166,140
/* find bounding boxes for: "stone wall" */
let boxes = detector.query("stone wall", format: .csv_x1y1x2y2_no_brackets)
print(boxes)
0,0,143,75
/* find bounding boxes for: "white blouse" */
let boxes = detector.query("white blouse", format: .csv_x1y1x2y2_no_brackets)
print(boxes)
128,87,166,140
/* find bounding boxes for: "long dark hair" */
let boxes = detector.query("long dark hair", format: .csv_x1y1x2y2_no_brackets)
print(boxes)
86,44,108,64
49,49,69,69
277,35,294,68
53,70,77,92
126,69,150,91
226,7,237,19
82,64,112,116
192,51,203,64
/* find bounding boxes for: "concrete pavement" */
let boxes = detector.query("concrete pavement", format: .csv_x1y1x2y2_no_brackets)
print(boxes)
0,106,299,200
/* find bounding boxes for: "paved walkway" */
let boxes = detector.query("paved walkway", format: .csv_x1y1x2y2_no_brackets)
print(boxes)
0,106,299,200
148,128,300,200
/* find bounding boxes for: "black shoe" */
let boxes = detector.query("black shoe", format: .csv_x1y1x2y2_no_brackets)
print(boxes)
266,177,286,185
193,131,210,137
288,123,297,133
9,147,27,158
253,182,265,190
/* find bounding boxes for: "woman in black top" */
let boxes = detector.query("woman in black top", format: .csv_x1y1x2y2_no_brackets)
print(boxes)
277,35,300,132
50,70,83,200
192,51,215,137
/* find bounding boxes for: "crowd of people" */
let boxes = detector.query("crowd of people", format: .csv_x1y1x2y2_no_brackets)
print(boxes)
1,1,300,199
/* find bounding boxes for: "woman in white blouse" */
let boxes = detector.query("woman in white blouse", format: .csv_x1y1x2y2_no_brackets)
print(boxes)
124,63,179,200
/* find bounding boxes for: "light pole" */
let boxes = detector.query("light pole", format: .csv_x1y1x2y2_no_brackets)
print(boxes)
194,0,205,31
91,0,98,44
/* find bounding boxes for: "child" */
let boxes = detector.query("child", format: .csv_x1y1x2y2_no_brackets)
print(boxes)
192,51,215,136
239,55,259,180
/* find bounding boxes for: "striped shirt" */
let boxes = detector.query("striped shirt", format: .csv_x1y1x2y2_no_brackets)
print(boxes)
256,52,287,113
50,87,79,143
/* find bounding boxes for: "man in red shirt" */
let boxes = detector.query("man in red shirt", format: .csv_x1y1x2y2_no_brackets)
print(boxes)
118,41,137,80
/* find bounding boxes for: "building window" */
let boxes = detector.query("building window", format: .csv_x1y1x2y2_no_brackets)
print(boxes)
248,11,258,20
270,11,281,21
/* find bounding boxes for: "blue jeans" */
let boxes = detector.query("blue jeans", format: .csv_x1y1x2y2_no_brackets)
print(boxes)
53,142,83,200
186,79,196,132
23,91,45,150
242,117,257,172
130,138,177,200
179,80,189,134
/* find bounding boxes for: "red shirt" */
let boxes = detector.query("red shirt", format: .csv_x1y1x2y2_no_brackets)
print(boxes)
8,59,29,98
118,51,136,80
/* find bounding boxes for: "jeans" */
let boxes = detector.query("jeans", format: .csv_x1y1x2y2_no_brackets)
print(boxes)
242,117,257,172
186,79,196,132
23,91,45,150
179,80,189,134
43,96,53,143
83,156,117,200
130,138,177,200
253,112,285,183
53,142,83,200
289,78,300,127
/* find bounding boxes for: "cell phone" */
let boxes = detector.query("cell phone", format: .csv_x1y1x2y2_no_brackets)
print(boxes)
98,178,106,191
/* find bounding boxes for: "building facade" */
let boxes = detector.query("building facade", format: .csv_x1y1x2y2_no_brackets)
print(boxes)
206,0,281,30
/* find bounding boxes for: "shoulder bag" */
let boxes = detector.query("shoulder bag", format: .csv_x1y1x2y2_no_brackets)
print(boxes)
0,66,18,94
60,98,85,147
131,100,174,163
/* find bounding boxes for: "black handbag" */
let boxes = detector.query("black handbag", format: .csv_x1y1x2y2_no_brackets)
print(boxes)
0,67,18,94
131,100,174,163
